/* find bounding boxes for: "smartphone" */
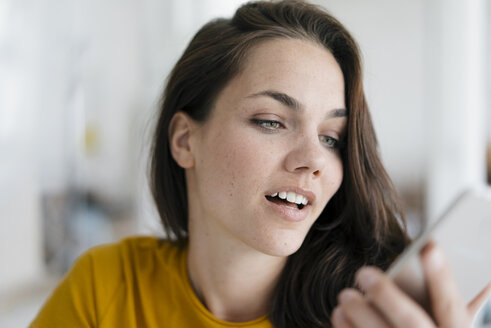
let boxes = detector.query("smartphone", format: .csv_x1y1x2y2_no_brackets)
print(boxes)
386,186,491,313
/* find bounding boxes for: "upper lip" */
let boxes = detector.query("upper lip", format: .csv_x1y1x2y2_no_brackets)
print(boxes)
265,186,316,205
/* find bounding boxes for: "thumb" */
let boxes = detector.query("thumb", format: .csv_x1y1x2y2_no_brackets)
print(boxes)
467,282,491,318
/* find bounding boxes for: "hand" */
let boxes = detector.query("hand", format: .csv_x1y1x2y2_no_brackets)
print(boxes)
331,242,491,328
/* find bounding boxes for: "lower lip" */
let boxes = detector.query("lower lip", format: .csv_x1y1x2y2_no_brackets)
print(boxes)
264,197,310,222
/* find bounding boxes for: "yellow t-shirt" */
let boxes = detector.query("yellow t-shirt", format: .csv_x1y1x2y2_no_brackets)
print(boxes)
31,236,273,328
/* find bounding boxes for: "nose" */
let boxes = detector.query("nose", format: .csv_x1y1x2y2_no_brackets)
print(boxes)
284,134,326,178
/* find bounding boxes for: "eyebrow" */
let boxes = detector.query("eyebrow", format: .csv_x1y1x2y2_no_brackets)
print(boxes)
246,90,347,119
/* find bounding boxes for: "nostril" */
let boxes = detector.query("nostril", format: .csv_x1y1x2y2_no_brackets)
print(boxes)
313,169,320,177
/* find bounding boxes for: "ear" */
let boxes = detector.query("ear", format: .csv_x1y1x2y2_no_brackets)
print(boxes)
168,111,196,169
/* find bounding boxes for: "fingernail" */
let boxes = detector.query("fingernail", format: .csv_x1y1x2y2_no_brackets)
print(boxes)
338,289,357,305
357,267,379,291
426,245,443,273
331,306,348,326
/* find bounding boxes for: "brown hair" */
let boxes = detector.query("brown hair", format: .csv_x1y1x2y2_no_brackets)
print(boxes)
150,1,409,327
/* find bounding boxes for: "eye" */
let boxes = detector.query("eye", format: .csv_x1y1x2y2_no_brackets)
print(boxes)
252,119,284,131
319,135,340,149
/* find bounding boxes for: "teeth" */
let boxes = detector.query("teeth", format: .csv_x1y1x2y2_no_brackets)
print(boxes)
270,191,309,206
286,192,296,202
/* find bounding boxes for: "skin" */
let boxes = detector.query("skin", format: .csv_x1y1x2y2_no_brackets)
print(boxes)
185,38,346,258
169,38,491,325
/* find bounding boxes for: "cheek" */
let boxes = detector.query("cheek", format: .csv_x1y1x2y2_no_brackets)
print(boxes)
333,159,344,187
321,155,344,200
198,127,269,204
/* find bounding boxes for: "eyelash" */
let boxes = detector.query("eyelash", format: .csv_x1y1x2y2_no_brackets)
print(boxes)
252,119,284,131
319,135,341,149
251,119,343,150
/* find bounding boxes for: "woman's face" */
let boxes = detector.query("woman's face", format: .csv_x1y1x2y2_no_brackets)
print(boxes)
186,38,347,257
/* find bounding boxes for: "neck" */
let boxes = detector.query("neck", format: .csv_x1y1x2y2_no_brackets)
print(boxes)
187,219,287,322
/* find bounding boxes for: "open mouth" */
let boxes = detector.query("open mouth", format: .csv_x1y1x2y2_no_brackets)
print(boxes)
265,195,305,210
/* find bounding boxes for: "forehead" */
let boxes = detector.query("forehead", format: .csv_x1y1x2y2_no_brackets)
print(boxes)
216,38,346,112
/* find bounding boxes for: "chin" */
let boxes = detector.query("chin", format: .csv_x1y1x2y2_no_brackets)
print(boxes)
251,234,305,258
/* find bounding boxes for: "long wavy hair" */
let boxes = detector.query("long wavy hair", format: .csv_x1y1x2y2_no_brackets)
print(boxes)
150,1,410,327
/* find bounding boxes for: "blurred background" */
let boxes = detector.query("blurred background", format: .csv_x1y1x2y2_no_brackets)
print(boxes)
0,0,490,326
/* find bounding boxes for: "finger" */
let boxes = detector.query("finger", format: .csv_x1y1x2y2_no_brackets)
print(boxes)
331,306,354,328
420,241,471,327
336,288,390,328
467,282,491,318
356,266,434,328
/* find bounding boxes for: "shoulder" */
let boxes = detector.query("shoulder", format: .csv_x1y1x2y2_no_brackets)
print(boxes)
87,236,186,324
87,235,183,264
31,236,184,327
84,235,183,282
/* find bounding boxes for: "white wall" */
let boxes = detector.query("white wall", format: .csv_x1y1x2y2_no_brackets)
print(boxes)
425,0,488,221
0,0,46,295
0,156,43,294
0,0,147,299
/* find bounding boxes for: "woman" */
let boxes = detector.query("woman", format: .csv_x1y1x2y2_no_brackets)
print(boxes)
31,1,489,327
